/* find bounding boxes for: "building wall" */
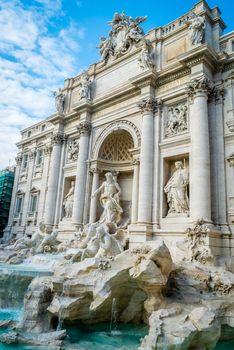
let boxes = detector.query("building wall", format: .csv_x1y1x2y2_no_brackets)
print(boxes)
4,0,234,257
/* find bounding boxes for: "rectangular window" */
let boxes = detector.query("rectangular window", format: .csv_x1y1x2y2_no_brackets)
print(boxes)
41,124,46,131
27,131,31,137
232,40,234,52
15,197,22,214
22,154,28,170
36,149,43,165
30,195,38,213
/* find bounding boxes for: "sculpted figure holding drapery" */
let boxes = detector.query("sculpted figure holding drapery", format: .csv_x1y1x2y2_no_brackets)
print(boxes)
164,161,189,215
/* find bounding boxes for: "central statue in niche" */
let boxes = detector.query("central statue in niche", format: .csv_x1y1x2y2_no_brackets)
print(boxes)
66,172,126,262
92,172,123,228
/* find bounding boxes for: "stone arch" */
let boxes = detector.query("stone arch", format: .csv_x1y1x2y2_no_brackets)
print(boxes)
99,130,134,161
92,120,141,159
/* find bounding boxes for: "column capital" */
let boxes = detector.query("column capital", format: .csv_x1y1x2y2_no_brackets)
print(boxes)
15,152,23,165
77,121,92,136
131,158,140,166
44,144,53,156
210,85,225,104
89,166,101,174
51,132,65,145
227,153,234,167
186,75,213,100
137,97,158,114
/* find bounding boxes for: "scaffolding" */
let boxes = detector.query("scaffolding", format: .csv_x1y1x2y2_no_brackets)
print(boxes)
0,167,15,236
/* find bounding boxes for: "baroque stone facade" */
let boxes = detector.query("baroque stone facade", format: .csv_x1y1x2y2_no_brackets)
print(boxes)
4,0,234,258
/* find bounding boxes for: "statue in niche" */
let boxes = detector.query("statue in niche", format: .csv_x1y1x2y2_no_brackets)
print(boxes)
188,12,206,45
53,88,65,114
138,40,155,70
165,103,188,137
92,172,123,227
67,139,79,162
164,161,189,215
63,181,75,218
79,72,92,100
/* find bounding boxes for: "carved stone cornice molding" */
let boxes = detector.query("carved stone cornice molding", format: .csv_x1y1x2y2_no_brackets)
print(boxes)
15,153,23,165
137,97,158,114
77,121,92,136
186,76,213,100
227,153,234,167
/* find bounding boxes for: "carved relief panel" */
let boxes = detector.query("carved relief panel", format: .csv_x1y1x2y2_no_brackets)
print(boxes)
67,139,79,163
164,102,188,138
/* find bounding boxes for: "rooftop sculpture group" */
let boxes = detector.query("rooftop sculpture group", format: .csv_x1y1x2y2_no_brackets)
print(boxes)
97,12,148,63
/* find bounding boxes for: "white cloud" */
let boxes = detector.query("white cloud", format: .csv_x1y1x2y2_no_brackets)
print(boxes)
0,0,85,168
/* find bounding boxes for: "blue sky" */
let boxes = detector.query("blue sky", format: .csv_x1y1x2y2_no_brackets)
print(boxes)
0,0,233,168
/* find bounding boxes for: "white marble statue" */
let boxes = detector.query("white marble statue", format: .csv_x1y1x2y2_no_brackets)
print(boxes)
69,224,123,262
13,222,45,250
164,161,189,215
98,12,147,62
63,181,75,218
138,41,154,70
35,229,59,254
92,172,123,226
188,12,206,45
97,35,114,62
53,88,65,114
79,72,92,100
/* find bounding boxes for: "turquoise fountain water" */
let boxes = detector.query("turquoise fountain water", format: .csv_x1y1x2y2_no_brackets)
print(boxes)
0,263,233,349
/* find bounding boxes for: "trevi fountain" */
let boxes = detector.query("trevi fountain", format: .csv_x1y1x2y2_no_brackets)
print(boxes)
1,1,234,349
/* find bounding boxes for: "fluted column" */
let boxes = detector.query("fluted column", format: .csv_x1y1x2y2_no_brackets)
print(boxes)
152,100,162,226
3,152,23,238
187,76,212,222
137,97,157,223
21,149,36,228
213,86,229,231
44,133,64,230
131,158,140,223
89,167,100,223
72,121,91,227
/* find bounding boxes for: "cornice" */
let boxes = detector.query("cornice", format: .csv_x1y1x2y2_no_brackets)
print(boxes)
129,70,158,89
178,44,220,72
156,67,190,87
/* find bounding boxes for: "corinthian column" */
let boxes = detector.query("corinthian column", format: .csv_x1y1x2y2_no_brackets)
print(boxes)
131,158,140,223
187,76,212,222
137,97,157,223
44,133,64,230
89,167,100,223
72,121,91,227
